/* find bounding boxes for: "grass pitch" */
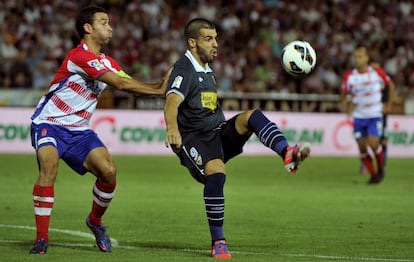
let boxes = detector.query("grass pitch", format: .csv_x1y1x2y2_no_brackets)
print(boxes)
0,154,413,261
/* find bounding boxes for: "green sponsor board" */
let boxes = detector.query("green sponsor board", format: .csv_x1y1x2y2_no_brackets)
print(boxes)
118,127,324,144
282,128,324,143
387,131,414,145
120,127,166,142
0,124,30,140
2,124,414,147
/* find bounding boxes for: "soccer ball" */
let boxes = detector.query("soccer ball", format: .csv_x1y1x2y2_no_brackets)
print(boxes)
281,40,316,76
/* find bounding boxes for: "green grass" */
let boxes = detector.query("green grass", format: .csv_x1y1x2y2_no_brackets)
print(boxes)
0,154,413,261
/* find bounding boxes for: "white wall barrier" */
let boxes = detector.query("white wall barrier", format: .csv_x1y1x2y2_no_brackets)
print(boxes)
0,107,413,157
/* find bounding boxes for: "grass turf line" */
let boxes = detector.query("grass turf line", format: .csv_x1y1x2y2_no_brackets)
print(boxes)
0,154,413,261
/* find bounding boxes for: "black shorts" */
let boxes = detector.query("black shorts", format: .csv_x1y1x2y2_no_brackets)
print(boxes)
172,114,252,184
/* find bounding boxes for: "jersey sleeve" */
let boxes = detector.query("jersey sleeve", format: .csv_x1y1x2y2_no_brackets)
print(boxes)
165,63,193,100
104,56,132,78
374,67,392,102
373,67,391,86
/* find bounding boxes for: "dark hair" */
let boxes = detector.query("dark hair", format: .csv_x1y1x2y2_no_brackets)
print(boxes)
355,44,367,50
184,18,215,40
354,45,369,58
75,5,108,39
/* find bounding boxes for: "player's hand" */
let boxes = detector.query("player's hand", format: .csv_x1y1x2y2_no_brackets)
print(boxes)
165,128,182,149
159,66,173,93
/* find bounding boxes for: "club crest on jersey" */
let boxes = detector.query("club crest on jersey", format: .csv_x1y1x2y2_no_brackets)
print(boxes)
87,59,105,71
190,147,203,166
172,75,183,88
41,128,47,137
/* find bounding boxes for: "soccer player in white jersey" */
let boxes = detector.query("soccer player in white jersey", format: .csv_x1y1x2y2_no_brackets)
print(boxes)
341,45,394,184
29,5,171,254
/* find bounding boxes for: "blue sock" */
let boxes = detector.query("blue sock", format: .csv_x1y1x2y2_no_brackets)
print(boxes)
248,109,289,156
204,173,226,243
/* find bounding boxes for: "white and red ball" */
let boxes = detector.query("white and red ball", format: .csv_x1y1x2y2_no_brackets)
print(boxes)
281,40,317,76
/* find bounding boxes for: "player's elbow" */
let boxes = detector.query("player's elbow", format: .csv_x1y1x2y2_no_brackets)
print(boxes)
113,78,130,91
108,76,131,91
165,94,182,110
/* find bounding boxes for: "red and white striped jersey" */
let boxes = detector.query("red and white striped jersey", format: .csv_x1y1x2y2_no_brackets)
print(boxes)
341,66,391,118
31,41,123,131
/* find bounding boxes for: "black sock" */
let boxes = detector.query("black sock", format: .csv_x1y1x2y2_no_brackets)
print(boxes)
204,173,226,244
248,109,289,156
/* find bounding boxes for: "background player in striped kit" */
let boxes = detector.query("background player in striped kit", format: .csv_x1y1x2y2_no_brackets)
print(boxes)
341,45,394,184
29,5,171,254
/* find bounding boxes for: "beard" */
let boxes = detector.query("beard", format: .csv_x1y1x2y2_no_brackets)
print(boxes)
196,45,214,64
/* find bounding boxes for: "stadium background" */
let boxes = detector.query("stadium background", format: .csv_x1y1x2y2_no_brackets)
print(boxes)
1,0,414,157
1,2,414,261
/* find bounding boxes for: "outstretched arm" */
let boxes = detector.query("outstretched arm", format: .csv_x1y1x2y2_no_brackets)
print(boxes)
98,67,172,96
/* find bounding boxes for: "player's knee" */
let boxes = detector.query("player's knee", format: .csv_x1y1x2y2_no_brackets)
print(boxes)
38,162,58,185
205,159,225,175
101,163,117,184
91,160,117,184
236,109,257,134
39,159,58,175
37,147,59,180
244,109,256,119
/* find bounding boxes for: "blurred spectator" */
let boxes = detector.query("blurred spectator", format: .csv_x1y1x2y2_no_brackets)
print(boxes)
8,51,32,88
0,0,412,105
32,63,55,90
0,33,19,61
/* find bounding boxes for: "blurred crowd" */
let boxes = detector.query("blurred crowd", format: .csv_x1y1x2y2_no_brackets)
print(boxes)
1,0,414,99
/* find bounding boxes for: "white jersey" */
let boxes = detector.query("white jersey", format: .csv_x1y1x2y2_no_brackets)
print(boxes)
31,41,124,131
341,66,391,119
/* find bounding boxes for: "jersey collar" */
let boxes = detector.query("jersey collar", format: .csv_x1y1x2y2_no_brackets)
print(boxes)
185,50,213,73
79,41,89,51
78,41,105,58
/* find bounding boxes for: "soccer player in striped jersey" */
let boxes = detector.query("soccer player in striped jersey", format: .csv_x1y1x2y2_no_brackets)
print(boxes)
359,74,392,175
164,18,311,259
341,46,394,184
29,5,171,254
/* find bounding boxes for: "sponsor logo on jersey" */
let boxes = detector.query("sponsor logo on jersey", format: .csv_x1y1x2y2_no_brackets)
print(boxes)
87,59,105,71
200,92,217,111
172,75,183,88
